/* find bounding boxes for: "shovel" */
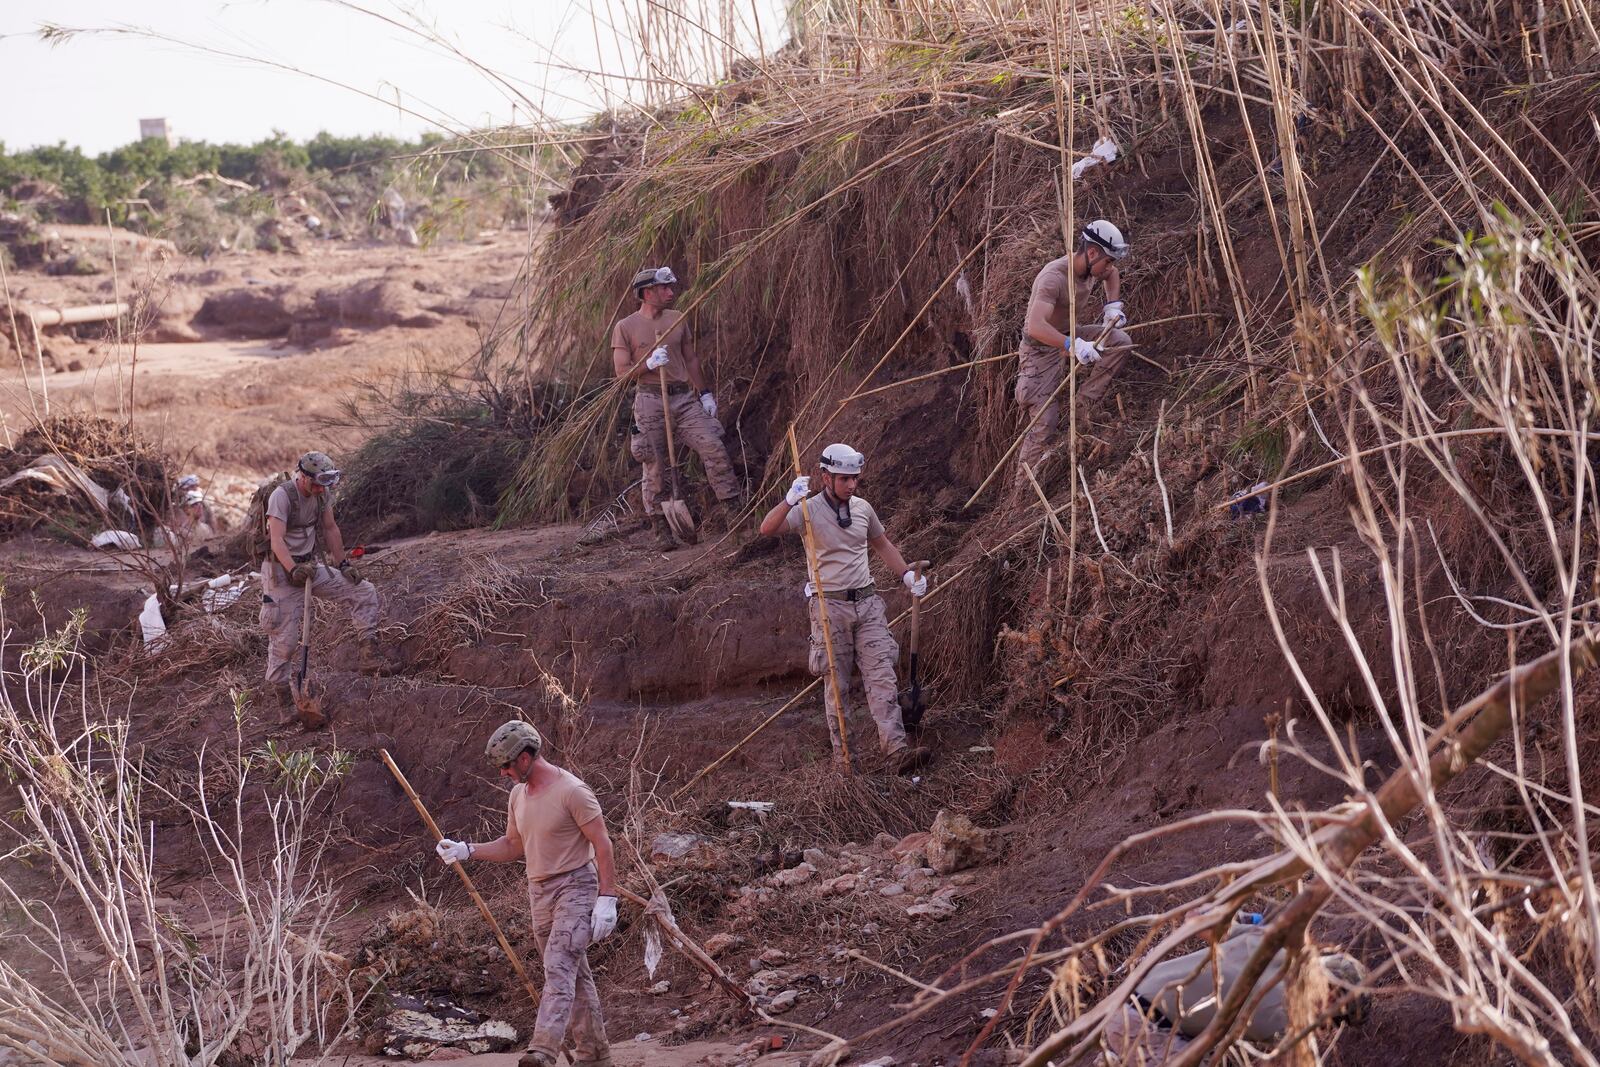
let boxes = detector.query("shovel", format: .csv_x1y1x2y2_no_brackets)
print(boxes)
898,560,930,731
290,574,326,729
657,366,698,544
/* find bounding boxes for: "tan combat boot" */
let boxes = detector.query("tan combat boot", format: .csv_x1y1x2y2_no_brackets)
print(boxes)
358,635,396,677
517,1051,556,1067
270,682,294,711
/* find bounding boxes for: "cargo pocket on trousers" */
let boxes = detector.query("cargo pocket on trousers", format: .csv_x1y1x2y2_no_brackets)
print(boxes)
259,595,278,630
806,601,828,676
629,424,651,463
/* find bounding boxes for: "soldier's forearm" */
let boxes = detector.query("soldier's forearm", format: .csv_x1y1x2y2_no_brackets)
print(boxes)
470,836,521,863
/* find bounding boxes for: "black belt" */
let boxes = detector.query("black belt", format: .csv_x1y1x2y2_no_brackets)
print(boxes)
822,584,876,602
291,553,316,564
636,382,695,398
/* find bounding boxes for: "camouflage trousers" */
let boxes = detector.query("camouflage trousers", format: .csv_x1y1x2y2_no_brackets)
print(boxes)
631,390,741,516
525,863,610,1063
1098,1001,1191,1066
258,561,380,685
807,593,908,759
1014,324,1133,478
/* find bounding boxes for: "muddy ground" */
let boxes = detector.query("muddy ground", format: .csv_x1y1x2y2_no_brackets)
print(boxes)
0,222,1526,1067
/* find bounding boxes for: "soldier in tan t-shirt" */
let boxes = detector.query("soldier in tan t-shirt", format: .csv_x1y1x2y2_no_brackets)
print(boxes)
436,721,617,1067
612,266,743,549
1015,219,1134,483
759,443,932,774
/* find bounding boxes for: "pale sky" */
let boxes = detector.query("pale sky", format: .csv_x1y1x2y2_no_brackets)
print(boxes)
1,0,784,154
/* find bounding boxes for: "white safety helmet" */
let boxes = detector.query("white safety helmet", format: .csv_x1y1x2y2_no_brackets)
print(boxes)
183,489,204,505
1081,219,1130,261
819,443,866,475
631,265,679,293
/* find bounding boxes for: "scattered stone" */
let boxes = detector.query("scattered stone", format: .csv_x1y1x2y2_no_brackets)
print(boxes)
890,831,932,865
802,847,829,867
746,969,789,996
872,831,898,852
704,932,744,958
927,810,991,874
772,862,816,888
821,873,858,896
860,922,880,936
634,1032,652,1042
649,980,670,995
906,888,960,921
878,883,906,897
769,989,800,1014
759,947,789,965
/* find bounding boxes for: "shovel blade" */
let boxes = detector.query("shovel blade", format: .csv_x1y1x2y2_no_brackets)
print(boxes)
662,498,698,543
898,686,927,730
291,677,326,729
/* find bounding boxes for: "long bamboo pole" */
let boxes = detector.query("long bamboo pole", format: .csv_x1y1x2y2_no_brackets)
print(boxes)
787,424,853,773
379,749,543,1012
670,679,822,800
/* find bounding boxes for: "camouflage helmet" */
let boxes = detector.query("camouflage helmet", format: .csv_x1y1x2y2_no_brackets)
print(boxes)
631,265,678,293
486,720,542,767
297,451,342,487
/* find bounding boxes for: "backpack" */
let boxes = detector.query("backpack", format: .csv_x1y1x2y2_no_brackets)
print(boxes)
240,471,324,565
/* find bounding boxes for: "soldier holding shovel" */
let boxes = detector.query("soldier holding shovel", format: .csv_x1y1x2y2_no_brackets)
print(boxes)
759,442,933,774
612,266,744,548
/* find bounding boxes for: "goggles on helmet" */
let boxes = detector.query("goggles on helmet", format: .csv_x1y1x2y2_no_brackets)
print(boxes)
650,266,678,286
300,464,342,488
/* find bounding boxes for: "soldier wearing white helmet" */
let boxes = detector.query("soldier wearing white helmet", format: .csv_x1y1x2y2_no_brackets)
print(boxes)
759,443,932,774
259,450,387,710
1014,219,1134,481
612,266,744,548
435,721,618,1067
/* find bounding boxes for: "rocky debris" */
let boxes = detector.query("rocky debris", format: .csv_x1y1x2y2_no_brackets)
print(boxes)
927,809,992,874
768,988,800,1013
649,980,671,995
313,277,444,329
651,830,715,861
906,887,960,921
770,861,816,887
704,932,744,958
363,995,519,1059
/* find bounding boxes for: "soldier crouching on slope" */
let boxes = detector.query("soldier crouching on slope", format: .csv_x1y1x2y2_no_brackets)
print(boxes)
436,721,618,1067
612,265,745,548
260,451,386,710
759,443,933,775
1015,218,1134,485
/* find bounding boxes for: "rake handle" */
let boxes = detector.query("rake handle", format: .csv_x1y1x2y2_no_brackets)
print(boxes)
379,749,543,1013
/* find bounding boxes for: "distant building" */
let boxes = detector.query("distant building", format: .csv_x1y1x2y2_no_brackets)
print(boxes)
139,118,175,147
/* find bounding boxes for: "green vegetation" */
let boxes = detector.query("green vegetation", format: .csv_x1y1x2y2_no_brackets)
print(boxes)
0,129,558,252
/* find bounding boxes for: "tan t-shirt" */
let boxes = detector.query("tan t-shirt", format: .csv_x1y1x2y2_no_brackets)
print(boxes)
1019,255,1102,382
785,494,883,591
506,767,605,881
266,479,322,557
612,309,694,385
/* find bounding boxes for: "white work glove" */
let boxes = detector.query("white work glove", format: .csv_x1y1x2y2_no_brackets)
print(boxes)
591,895,619,942
1070,336,1102,365
1101,300,1126,329
902,570,928,597
700,392,717,418
645,346,670,371
436,839,471,865
785,476,811,507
